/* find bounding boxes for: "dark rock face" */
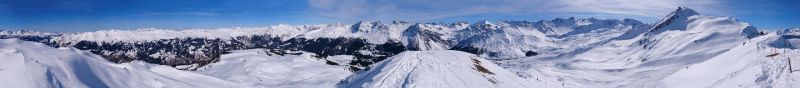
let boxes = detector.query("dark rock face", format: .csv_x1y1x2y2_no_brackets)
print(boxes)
525,51,538,56
282,37,406,67
402,24,454,51
67,38,226,68
449,44,508,58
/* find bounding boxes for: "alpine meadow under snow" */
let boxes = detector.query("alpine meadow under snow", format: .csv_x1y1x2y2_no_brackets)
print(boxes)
1,7,800,88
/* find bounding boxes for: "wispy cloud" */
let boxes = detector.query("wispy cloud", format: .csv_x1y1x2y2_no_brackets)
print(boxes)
307,0,727,22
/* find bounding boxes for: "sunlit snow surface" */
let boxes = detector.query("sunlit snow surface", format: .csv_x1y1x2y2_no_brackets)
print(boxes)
496,8,800,88
338,50,549,88
195,49,352,87
0,39,351,88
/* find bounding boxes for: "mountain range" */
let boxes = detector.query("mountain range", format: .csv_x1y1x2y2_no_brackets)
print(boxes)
1,7,798,88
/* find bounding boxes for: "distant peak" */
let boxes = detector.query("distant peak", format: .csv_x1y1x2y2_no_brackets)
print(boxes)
671,7,700,17
469,20,499,29
355,20,373,25
473,20,493,26
392,20,408,24
356,20,370,23
453,21,469,25
648,7,701,33
782,28,800,34
476,20,493,25
351,20,384,32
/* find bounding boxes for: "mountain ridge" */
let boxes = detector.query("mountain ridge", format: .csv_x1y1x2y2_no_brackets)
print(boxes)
2,7,800,88
1,16,652,69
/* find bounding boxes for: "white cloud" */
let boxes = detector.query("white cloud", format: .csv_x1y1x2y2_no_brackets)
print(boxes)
306,0,727,22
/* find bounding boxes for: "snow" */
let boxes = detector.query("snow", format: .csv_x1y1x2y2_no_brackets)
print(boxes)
52,22,414,45
451,20,558,59
0,30,57,36
0,39,239,88
54,27,274,44
3,6,799,88
195,49,353,87
661,33,762,87
338,50,543,88
648,6,700,34
494,7,796,88
402,23,460,50
326,55,356,65
663,33,800,88
774,28,800,49
0,39,352,88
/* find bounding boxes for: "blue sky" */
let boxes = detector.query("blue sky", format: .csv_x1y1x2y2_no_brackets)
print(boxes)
0,0,798,32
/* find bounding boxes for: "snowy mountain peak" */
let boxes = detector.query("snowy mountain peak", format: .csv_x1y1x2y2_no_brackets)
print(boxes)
673,7,700,17
551,18,576,23
780,28,800,35
352,20,382,32
649,7,702,34
622,18,644,25
470,20,499,30
391,20,409,24
477,20,493,25
449,21,470,28
0,30,56,36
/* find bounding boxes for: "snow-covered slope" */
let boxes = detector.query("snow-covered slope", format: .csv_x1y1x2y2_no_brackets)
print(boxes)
337,50,543,88
0,39,239,88
771,28,800,49
3,6,799,88
449,19,649,60
451,20,555,59
0,39,352,88
647,7,700,35
51,21,413,45
1,16,651,69
661,33,800,88
496,7,784,88
401,22,465,50
195,49,353,87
